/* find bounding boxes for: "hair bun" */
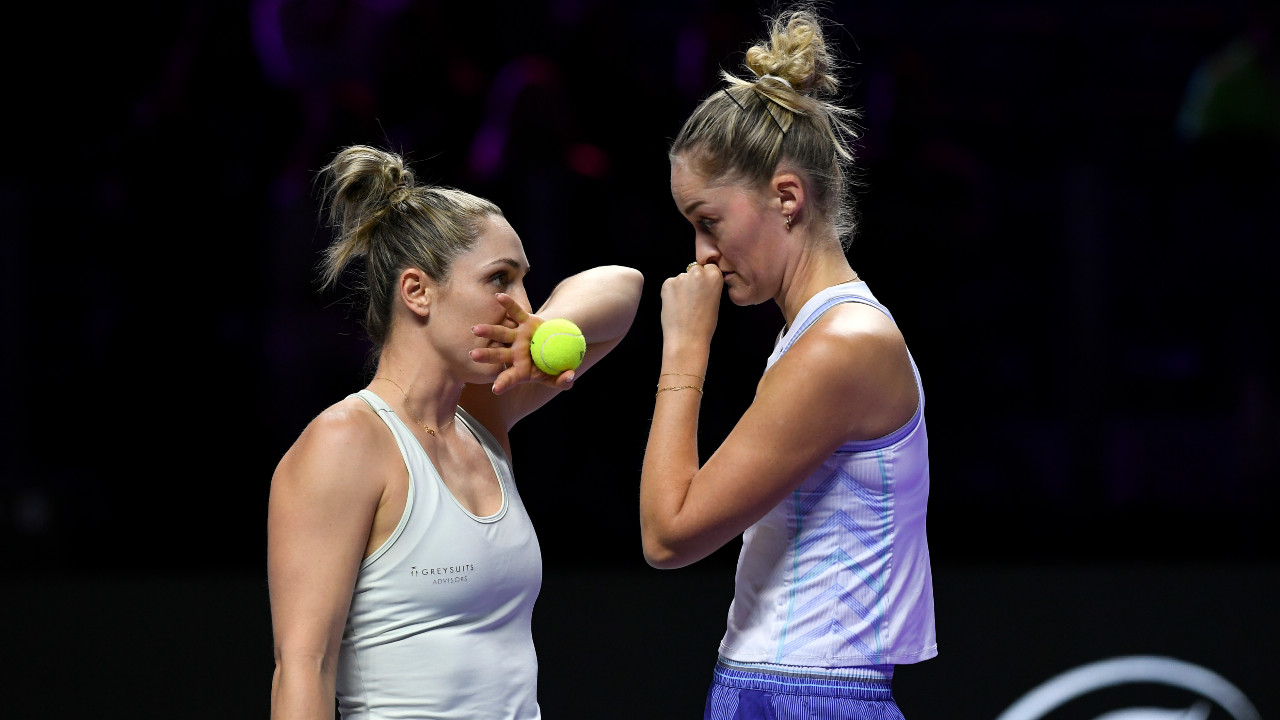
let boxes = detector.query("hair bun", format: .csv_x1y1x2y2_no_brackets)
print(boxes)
744,9,839,96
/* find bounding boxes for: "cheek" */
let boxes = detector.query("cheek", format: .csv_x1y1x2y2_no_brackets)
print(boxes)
486,296,514,327
722,233,754,268
454,293,502,328
483,304,505,328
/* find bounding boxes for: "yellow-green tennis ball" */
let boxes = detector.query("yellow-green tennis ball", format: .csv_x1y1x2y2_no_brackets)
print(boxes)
530,318,586,375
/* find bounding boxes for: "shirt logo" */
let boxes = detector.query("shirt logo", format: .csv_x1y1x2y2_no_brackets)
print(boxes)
409,563,476,584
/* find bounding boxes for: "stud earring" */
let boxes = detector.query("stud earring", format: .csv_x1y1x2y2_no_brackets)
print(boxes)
785,214,793,230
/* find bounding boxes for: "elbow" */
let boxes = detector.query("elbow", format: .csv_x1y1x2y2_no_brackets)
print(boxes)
607,265,644,304
641,528,698,570
623,265,644,291
611,267,645,336
586,266,643,332
273,643,337,678
607,264,644,288
643,548,686,570
616,266,645,312
642,537,674,569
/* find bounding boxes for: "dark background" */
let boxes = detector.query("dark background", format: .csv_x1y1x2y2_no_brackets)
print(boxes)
2,1,1277,717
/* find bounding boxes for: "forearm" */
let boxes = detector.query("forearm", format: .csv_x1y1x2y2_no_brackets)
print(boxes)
271,661,336,720
639,342,710,568
537,265,642,346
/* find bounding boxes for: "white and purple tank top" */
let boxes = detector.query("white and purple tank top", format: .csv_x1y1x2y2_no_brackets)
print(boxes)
718,281,937,673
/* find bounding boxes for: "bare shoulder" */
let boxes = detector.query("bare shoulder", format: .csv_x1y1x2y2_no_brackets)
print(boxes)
272,395,394,501
763,303,917,441
267,395,392,651
774,302,908,374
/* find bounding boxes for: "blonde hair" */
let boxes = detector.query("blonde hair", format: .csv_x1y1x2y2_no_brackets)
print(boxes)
670,5,861,246
316,144,503,352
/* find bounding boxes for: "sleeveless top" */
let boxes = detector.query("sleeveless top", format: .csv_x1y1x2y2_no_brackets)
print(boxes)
718,281,937,670
336,389,543,719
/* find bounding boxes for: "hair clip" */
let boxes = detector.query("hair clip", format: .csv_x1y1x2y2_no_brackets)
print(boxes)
722,87,788,136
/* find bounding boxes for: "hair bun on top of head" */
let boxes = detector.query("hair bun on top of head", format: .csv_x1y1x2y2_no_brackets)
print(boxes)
325,145,415,208
743,8,840,97
757,73,794,90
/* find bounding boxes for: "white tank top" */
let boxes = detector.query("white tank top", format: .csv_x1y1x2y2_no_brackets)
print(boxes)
718,281,937,669
336,390,542,719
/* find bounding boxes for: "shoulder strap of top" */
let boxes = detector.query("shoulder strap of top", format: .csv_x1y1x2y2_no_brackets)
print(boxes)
353,388,391,413
351,388,415,470
349,388,421,565
454,406,510,468
776,293,896,360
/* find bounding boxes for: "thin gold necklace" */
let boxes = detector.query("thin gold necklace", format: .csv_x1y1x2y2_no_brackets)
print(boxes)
373,376,457,437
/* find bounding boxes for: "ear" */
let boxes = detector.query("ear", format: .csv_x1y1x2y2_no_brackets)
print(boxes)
398,267,433,319
771,170,805,223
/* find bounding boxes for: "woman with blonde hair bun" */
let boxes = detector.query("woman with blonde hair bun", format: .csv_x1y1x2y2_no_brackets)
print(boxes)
640,6,937,718
268,144,642,719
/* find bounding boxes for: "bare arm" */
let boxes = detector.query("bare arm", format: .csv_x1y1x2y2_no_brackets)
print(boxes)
268,400,388,719
464,264,643,431
640,265,918,568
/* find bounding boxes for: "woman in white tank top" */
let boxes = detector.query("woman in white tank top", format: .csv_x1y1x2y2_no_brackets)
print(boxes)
640,7,937,719
267,144,642,719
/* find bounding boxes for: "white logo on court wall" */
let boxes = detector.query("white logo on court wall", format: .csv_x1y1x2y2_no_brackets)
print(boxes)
995,655,1260,720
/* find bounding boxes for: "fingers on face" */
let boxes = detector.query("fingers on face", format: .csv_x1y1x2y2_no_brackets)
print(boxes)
681,262,721,277
469,346,512,365
671,264,722,288
495,292,530,322
474,323,518,344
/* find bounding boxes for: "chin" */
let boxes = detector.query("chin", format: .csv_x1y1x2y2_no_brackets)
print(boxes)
463,355,505,385
476,362,505,382
727,285,769,307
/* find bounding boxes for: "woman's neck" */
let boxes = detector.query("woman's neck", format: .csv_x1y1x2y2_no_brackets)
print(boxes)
775,241,859,328
371,346,465,430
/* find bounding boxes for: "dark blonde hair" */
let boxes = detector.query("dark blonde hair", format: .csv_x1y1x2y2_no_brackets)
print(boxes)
670,5,861,246
317,144,503,352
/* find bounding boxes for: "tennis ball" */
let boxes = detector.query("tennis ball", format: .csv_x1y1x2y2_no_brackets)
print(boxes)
529,318,586,375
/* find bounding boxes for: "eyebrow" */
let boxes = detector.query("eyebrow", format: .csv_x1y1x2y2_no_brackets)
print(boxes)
681,199,705,216
485,257,529,273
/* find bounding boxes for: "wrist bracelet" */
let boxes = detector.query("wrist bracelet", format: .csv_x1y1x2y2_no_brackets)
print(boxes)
660,372,706,380
656,384,704,396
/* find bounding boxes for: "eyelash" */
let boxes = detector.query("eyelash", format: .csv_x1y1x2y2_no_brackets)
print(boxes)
698,218,716,230
490,272,510,285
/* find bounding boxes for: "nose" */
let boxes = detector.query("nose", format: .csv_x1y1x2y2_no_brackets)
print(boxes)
695,233,720,267
509,280,532,314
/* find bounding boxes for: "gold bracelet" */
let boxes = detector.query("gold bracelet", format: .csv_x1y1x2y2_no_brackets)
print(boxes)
656,385,704,396
660,372,706,380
